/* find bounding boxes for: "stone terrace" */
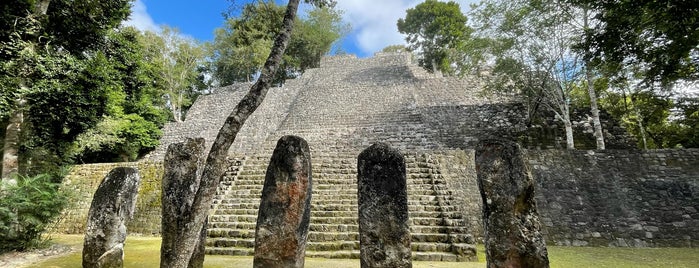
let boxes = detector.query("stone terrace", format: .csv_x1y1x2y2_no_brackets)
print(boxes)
151,52,529,261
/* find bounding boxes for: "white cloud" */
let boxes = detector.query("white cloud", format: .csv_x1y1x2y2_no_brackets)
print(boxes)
336,0,478,56
123,0,159,32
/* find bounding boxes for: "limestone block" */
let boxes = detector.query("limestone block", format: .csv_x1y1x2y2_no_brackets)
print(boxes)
254,135,313,268
476,139,549,268
82,167,141,268
357,142,412,268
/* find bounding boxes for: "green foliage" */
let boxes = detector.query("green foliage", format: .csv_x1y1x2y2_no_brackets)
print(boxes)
381,44,407,53
0,173,69,253
212,1,347,85
568,0,699,87
397,0,472,75
140,27,205,122
0,0,131,56
66,27,170,163
472,0,588,125
284,6,347,73
672,96,699,148
0,0,138,173
41,0,131,53
600,90,699,149
72,114,161,162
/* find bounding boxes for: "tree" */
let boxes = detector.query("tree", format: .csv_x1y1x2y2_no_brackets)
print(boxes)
397,0,472,75
672,95,699,148
472,0,593,149
211,0,346,86
160,0,335,267
567,0,699,149
141,27,206,122
0,0,130,180
569,0,699,87
580,6,606,150
69,27,169,163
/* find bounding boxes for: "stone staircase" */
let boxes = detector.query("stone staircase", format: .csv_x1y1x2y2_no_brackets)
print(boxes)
205,151,476,261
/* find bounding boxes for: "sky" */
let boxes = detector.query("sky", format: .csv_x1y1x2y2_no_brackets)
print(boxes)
124,0,479,58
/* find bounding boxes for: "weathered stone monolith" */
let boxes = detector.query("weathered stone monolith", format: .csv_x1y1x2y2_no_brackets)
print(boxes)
82,167,141,268
475,139,550,268
357,142,412,268
160,137,206,268
254,135,312,268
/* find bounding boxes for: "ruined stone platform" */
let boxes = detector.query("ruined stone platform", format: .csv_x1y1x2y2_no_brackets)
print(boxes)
147,53,522,261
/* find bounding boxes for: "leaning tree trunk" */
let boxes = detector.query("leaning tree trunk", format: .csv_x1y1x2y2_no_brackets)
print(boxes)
158,1,301,267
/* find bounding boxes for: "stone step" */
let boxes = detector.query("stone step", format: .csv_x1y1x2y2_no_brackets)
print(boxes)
305,250,360,259
206,149,476,262
206,238,474,259
207,228,255,239
309,223,358,233
207,238,254,248
205,247,253,256
220,188,443,197
212,198,443,208
210,205,462,217
221,193,361,200
230,174,443,182
232,170,435,179
306,223,469,234
215,199,442,207
209,216,461,229
205,247,470,262
208,221,256,230
309,232,358,242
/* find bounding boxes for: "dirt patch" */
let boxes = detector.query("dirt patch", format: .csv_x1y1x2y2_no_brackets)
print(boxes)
0,243,79,268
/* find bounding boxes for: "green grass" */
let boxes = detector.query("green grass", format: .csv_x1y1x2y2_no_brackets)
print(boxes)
26,235,699,268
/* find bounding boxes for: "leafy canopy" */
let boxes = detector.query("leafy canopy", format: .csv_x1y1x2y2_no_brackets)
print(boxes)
212,0,347,85
397,0,472,75
569,0,699,87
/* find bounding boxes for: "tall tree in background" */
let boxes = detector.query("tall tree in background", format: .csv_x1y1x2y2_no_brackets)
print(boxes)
141,27,206,122
397,0,472,75
211,0,346,86
69,27,170,163
581,7,605,150
472,0,594,149
0,0,130,180
568,0,699,149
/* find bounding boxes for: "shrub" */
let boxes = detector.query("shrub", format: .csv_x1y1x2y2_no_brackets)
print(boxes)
0,173,68,253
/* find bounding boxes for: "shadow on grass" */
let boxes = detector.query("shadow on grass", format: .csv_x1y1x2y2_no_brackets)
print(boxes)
26,235,699,268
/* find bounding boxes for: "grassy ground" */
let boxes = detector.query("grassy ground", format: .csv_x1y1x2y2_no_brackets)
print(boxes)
25,235,699,268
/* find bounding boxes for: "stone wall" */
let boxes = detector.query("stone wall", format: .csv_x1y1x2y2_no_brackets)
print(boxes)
529,149,699,247
55,161,163,235
438,148,699,247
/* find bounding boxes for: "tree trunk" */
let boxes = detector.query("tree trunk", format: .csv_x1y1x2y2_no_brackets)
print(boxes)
630,97,648,149
2,0,51,183
2,98,24,182
563,117,574,150
166,93,183,123
585,67,605,150
583,8,605,150
158,1,301,267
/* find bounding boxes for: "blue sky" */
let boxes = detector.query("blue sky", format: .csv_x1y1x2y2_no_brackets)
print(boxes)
124,0,477,58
